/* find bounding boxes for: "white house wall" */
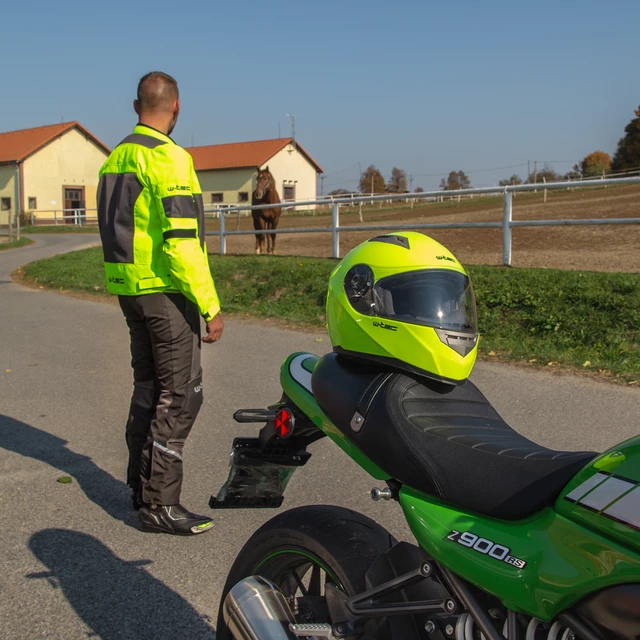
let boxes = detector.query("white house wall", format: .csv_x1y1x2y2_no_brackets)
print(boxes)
260,143,318,210
0,165,16,226
22,127,109,217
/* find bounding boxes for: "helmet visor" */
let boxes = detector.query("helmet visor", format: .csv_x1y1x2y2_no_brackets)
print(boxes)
374,269,477,333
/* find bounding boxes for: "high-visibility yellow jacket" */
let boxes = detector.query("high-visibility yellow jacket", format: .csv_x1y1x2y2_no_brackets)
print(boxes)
97,124,220,321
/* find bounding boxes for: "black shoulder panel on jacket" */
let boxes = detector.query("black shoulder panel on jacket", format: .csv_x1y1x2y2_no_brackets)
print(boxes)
118,134,167,149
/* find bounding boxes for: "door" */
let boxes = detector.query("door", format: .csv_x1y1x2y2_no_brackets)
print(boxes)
63,187,85,224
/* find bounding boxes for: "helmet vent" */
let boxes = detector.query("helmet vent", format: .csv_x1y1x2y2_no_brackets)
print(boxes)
368,235,410,249
435,328,477,357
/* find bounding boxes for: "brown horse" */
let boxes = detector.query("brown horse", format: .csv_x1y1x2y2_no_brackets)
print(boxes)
252,166,281,255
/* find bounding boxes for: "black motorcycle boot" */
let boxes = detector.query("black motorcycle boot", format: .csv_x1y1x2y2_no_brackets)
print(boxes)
131,487,143,511
137,503,213,535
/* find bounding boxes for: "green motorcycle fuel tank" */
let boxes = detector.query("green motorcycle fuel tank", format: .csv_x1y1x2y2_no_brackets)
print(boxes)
276,352,640,624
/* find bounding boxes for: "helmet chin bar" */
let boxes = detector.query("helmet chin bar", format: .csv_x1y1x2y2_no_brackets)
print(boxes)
434,328,478,357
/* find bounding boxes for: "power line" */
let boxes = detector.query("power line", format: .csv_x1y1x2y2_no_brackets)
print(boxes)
322,163,361,178
324,178,359,188
410,163,527,178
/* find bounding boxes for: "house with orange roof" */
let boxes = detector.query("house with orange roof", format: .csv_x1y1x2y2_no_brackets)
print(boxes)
0,122,110,226
185,137,323,210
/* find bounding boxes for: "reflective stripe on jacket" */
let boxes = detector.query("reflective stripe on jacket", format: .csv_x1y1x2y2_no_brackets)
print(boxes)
97,124,220,321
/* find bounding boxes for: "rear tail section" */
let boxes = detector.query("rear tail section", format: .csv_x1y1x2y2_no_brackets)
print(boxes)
210,353,325,510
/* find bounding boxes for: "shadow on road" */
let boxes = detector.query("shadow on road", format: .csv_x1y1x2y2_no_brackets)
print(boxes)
27,529,215,639
0,414,137,528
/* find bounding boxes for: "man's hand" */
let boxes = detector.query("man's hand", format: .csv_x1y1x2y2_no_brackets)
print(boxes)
203,313,224,343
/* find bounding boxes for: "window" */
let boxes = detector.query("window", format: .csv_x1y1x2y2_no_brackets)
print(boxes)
283,185,296,201
28,197,37,209
238,192,249,203
1,198,10,211
211,193,223,203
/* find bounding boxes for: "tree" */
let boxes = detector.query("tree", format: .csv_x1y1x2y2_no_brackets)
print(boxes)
526,163,561,184
387,167,408,193
564,165,582,180
359,165,386,194
415,187,424,193
580,151,612,177
499,174,522,186
440,170,471,191
612,106,640,172
329,188,350,196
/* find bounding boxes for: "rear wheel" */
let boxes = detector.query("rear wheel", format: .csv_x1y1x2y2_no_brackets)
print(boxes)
216,505,397,639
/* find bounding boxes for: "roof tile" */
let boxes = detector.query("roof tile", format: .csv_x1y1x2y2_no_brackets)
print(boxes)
186,137,323,173
0,122,110,164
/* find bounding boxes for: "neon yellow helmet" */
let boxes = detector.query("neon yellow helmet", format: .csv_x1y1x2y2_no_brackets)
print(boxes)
326,232,478,384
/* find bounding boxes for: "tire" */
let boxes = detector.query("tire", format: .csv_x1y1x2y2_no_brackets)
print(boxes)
216,505,397,639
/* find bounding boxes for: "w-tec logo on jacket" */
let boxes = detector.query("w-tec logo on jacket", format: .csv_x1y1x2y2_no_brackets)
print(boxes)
168,185,191,192
194,383,203,393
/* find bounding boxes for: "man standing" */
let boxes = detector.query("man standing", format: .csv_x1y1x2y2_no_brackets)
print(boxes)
97,72,223,536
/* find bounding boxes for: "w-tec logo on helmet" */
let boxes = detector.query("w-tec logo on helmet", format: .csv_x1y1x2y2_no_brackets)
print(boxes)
436,255,456,262
373,321,397,332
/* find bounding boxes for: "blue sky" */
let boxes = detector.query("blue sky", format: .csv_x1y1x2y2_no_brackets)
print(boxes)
1,0,638,191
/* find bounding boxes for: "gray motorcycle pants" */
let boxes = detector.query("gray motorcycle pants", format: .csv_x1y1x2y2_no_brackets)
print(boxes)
119,292,203,506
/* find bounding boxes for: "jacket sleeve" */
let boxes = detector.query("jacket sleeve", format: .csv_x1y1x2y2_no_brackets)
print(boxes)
150,147,221,321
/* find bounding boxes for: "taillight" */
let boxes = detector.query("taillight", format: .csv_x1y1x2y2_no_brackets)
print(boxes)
275,408,295,438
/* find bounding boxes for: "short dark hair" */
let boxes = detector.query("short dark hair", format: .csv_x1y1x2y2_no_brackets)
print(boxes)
136,71,179,112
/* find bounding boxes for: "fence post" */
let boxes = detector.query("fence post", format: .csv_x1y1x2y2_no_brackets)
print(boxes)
332,202,340,259
219,210,226,256
502,191,512,266
30,212,35,226
54,210,58,226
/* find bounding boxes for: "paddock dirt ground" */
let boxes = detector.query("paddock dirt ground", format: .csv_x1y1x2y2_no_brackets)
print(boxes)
204,184,640,272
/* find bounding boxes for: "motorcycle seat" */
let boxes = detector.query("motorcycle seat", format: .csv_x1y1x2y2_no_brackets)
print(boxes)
311,353,597,520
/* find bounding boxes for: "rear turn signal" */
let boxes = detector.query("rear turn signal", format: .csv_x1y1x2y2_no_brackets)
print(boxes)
275,408,295,438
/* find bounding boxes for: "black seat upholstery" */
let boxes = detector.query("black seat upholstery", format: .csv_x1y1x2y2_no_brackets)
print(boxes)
311,353,596,520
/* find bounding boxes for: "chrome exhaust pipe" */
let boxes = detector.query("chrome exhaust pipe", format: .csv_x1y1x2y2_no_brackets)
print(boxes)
222,575,298,640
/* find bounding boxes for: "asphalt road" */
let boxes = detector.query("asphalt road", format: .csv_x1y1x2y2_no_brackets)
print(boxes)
1,235,638,639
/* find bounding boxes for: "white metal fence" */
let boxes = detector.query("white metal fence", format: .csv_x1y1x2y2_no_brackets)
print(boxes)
17,177,640,267
205,176,640,265
27,209,98,226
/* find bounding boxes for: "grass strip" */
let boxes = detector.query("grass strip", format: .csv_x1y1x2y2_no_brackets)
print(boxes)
21,248,640,382
0,237,34,250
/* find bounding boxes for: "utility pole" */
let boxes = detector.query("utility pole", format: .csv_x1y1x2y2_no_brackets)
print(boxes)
371,174,374,196
14,163,21,241
527,160,530,183
409,174,413,191
534,161,537,184
286,114,296,149
320,175,325,197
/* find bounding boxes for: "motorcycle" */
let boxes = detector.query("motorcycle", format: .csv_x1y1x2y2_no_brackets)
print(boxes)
210,348,640,640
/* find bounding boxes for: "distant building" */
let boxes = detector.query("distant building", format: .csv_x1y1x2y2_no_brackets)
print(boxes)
0,122,110,225
186,138,323,210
